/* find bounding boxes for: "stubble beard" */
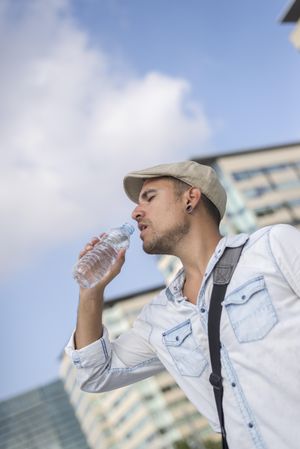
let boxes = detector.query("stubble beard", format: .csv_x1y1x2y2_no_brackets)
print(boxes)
143,218,190,255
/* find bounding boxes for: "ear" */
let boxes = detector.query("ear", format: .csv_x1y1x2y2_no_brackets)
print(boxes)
184,187,201,208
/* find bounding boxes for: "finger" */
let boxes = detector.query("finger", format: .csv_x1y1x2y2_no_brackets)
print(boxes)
105,249,126,278
117,248,126,259
78,232,108,260
115,249,126,268
90,237,100,245
78,249,86,259
90,233,107,246
109,248,126,269
78,243,93,259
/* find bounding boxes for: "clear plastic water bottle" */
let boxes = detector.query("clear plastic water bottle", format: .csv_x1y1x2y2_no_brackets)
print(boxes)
73,223,135,289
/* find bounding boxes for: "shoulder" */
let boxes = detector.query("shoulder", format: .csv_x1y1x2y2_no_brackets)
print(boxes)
242,223,300,268
267,224,300,257
268,223,300,240
245,224,299,249
266,224,300,296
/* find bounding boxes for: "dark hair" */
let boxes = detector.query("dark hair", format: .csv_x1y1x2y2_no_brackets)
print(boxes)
200,194,221,226
167,177,221,226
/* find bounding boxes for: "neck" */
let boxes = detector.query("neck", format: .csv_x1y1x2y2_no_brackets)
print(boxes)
176,221,222,281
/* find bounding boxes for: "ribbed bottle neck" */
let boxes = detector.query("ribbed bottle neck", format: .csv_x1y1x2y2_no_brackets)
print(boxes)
120,222,135,236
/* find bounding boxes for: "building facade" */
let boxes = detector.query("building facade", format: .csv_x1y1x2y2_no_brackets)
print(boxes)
60,288,217,449
0,379,90,449
201,142,300,232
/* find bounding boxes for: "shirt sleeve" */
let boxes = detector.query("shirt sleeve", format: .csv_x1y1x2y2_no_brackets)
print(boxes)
64,310,165,393
268,224,300,298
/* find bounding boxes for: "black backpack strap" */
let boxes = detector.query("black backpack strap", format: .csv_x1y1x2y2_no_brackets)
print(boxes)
208,244,246,449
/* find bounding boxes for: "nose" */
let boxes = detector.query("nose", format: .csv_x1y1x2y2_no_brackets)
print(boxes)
131,204,144,221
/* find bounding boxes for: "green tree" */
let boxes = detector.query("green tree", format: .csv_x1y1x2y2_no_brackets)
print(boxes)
173,440,192,449
203,438,222,449
173,439,209,449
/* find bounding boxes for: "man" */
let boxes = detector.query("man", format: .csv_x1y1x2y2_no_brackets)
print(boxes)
66,161,300,449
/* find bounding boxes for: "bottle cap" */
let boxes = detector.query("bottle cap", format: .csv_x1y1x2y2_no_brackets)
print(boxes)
121,222,135,235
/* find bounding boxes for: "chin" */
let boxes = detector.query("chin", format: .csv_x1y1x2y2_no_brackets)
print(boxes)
143,243,155,254
143,240,158,255
143,242,170,256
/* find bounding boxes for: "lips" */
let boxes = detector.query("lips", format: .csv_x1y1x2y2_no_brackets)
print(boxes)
138,222,149,239
138,224,148,231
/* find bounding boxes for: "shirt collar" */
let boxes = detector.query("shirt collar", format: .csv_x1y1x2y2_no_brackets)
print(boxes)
165,232,249,302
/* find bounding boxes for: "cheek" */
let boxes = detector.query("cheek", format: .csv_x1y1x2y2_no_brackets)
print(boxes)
155,205,183,227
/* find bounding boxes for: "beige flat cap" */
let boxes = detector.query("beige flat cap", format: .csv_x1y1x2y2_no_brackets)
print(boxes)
123,160,227,219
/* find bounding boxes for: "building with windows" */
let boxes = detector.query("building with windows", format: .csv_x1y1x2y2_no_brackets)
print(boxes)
0,379,90,449
200,141,300,231
280,0,300,50
60,287,216,449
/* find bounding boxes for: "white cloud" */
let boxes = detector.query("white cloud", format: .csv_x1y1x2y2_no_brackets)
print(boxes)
0,0,212,277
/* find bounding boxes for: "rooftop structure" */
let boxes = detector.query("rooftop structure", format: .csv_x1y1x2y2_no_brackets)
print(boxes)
280,0,300,49
0,379,90,449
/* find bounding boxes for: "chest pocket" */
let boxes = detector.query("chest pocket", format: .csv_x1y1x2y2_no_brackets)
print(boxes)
162,319,207,377
224,275,278,343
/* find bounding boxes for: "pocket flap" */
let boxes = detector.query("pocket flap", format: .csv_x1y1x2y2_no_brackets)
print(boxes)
225,276,265,305
163,320,192,346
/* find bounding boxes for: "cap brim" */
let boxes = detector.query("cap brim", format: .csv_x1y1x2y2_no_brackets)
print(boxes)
123,175,148,203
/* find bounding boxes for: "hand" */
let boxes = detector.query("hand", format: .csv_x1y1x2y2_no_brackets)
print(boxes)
78,234,106,259
78,234,126,291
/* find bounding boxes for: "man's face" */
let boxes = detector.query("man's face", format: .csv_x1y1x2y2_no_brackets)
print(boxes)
131,178,190,255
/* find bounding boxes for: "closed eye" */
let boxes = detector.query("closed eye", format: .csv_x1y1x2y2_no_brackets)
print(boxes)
140,188,158,203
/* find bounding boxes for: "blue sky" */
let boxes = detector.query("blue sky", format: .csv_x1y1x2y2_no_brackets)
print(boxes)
0,0,299,401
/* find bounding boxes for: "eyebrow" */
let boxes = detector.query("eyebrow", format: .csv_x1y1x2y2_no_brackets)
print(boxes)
139,188,157,201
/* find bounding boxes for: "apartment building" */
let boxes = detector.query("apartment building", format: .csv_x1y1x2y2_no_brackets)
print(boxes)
60,287,215,449
281,0,300,50
0,379,90,449
200,142,300,230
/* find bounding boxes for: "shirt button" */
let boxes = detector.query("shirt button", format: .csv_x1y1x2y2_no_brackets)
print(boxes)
248,422,254,428
176,336,179,341
231,382,236,387
242,295,246,300
200,308,206,313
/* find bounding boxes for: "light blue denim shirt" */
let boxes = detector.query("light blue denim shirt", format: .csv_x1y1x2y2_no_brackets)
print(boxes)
66,224,300,449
